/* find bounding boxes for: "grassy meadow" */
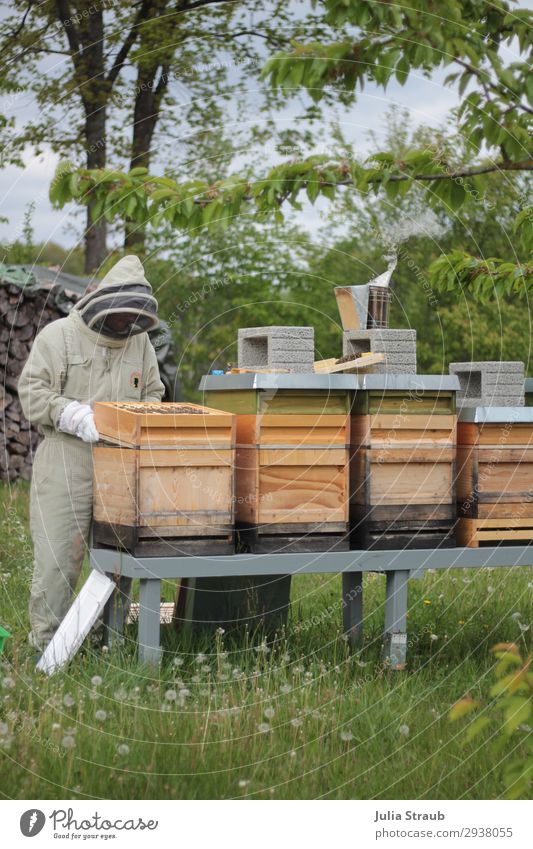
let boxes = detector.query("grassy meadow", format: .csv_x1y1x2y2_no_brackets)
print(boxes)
0,481,531,800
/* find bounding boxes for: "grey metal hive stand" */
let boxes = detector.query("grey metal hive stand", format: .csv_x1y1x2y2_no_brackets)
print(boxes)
91,545,533,666
92,377,533,665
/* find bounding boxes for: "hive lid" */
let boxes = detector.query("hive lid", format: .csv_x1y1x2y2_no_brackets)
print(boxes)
459,406,533,423
199,373,459,392
199,373,357,391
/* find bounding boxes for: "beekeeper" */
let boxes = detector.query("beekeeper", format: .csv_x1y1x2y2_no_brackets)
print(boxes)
18,255,165,651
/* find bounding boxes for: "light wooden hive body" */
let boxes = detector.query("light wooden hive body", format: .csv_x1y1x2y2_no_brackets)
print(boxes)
456,419,533,547
92,402,236,552
350,389,458,549
204,388,350,549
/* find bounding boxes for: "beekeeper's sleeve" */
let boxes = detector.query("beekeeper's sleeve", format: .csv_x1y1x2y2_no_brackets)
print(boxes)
141,334,166,402
17,323,74,429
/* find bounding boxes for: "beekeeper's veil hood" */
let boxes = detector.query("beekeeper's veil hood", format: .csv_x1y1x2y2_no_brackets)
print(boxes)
74,255,159,339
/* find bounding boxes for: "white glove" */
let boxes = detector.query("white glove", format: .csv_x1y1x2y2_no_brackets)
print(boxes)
59,401,99,443
77,413,100,443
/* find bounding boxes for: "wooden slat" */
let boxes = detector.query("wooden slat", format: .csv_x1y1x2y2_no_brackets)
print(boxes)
260,414,348,428
478,502,533,519
138,449,234,467
369,413,455,432
138,464,232,522
477,462,533,497
456,516,533,547
314,352,384,373
476,447,533,462
139,426,234,447
369,461,453,506
367,448,455,463
259,425,347,447
478,424,533,446
258,464,348,525
477,529,533,540
259,448,347,466
93,446,137,525
138,523,233,538
476,517,533,528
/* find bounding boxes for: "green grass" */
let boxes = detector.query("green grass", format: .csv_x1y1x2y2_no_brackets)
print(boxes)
0,481,531,800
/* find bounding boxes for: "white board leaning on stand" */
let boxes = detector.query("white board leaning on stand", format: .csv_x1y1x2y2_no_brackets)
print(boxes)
36,570,115,675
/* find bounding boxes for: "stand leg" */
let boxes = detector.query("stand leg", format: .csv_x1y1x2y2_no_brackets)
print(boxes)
342,571,363,651
138,579,162,665
383,570,409,670
102,575,130,647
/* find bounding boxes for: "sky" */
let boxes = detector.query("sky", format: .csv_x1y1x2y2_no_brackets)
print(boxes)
0,73,459,249
0,2,529,251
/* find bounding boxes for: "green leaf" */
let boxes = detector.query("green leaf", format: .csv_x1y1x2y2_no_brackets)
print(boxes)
504,697,531,735
465,715,491,741
449,697,480,721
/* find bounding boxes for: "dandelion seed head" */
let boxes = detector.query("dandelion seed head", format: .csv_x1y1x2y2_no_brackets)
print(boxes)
340,730,354,742
257,723,270,733
399,724,410,737
95,710,107,722
117,743,130,756
264,707,275,719
91,675,102,687
165,689,177,702
63,693,75,708
61,735,76,749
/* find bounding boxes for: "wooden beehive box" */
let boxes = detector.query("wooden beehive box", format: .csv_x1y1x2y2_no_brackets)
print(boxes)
202,375,351,551
92,402,236,555
456,407,533,547
350,375,459,549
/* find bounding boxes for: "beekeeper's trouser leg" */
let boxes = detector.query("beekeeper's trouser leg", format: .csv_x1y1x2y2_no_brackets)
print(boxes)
29,433,134,650
28,434,94,650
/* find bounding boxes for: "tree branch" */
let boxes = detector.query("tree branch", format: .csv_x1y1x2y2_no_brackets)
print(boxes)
106,0,152,87
54,0,80,57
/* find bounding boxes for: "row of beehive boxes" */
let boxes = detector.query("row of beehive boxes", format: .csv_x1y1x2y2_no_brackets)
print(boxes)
91,381,533,554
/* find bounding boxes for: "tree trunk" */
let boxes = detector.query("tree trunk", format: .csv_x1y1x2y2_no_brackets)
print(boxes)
124,65,169,253
84,112,107,273
124,97,154,253
78,5,108,273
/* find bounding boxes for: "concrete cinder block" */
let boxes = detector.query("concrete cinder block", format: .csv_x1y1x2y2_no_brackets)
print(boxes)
343,329,417,376
449,361,525,408
238,326,315,372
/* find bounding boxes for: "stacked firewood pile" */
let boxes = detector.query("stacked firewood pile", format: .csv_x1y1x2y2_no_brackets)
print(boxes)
0,274,78,481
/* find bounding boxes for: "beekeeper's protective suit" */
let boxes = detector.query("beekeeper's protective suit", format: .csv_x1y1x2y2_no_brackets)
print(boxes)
18,256,165,650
